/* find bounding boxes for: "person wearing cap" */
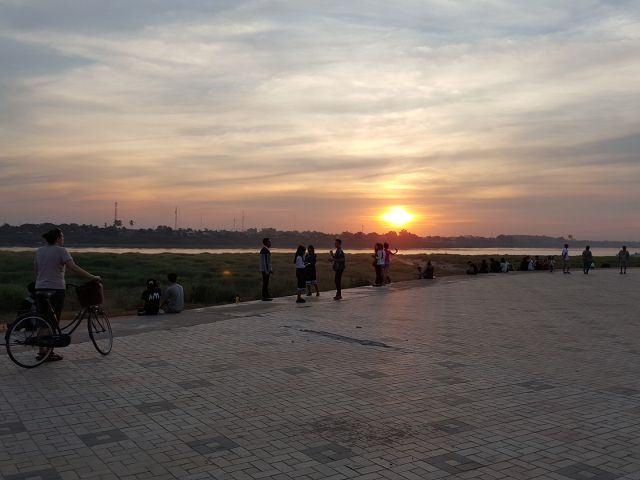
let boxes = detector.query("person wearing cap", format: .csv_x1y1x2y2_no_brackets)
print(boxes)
138,278,162,315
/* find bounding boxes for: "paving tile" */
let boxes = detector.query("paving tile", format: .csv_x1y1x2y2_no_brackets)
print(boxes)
0,421,27,435
78,429,129,447
4,468,63,480
556,462,620,480
300,442,354,464
425,452,484,474
186,435,239,455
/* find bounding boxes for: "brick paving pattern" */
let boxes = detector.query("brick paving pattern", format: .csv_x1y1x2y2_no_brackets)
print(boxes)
2,270,639,479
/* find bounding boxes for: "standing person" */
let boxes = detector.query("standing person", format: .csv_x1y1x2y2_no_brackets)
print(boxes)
548,255,556,273
294,245,307,303
582,246,593,274
161,273,184,313
259,238,273,301
561,243,571,274
618,246,630,274
373,243,385,286
382,242,398,284
305,245,319,296
329,239,345,300
34,227,101,362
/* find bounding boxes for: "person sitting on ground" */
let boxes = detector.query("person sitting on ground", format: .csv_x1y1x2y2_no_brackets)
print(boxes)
528,257,535,271
423,261,434,279
417,266,423,279
138,278,162,315
466,261,478,275
489,258,501,273
519,256,530,271
18,281,37,315
479,259,489,274
161,273,184,313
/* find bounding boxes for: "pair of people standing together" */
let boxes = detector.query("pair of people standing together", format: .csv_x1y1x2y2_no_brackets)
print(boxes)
259,238,346,303
373,242,397,287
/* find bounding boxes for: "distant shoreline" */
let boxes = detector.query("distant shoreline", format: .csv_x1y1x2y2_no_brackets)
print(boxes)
2,246,638,256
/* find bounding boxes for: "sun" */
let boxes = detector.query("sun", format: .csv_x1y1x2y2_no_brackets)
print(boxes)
381,207,414,228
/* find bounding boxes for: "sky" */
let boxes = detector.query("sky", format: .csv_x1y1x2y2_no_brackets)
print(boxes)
1,0,639,239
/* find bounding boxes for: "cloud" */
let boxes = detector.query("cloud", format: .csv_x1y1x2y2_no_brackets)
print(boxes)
1,1,639,238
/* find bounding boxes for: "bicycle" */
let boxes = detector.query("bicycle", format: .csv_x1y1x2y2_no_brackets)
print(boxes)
5,281,113,368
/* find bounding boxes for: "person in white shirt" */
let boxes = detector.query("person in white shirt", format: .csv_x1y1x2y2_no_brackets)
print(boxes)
161,273,184,313
294,245,307,304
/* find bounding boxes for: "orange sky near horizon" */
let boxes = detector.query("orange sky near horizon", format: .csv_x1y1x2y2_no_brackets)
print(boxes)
1,2,640,240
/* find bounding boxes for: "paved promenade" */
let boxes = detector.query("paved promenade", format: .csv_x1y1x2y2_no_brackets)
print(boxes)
2,270,640,480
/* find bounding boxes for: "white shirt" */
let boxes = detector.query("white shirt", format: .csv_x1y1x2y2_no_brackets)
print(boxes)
562,247,569,259
295,255,305,269
376,250,385,266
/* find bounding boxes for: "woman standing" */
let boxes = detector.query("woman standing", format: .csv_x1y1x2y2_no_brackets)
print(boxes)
294,245,307,303
35,227,101,361
373,243,385,286
305,245,319,297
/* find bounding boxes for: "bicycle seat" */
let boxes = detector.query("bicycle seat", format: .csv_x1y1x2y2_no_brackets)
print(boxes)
35,290,56,299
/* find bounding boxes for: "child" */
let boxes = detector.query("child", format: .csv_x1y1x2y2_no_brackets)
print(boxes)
17,282,37,315
305,245,319,296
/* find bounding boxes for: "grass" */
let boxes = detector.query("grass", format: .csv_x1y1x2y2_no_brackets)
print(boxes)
0,251,635,323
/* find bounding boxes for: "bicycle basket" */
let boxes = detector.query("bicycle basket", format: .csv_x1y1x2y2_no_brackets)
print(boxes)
76,282,104,307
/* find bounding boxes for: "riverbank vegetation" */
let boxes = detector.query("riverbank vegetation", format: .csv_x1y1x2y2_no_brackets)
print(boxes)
0,251,634,322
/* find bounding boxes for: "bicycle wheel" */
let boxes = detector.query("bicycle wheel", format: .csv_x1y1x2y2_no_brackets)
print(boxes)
88,308,113,355
6,314,55,368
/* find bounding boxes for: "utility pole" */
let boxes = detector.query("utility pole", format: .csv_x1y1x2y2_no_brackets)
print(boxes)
233,217,236,231
114,202,118,225
174,207,178,230
241,210,245,232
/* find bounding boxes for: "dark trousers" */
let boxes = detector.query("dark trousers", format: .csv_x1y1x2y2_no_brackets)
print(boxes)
334,270,343,296
261,272,270,299
374,265,383,285
35,289,65,326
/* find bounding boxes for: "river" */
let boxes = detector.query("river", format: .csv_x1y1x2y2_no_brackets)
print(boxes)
1,247,635,256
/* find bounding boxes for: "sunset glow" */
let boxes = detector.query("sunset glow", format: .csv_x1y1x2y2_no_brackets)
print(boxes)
381,208,414,229
1,2,640,238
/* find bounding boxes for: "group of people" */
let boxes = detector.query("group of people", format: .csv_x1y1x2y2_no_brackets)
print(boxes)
259,237,346,303
464,244,633,276
137,273,184,315
372,242,398,286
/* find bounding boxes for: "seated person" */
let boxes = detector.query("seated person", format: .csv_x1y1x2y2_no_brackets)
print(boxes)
479,259,489,274
489,258,501,273
423,261,434,279
500,258,509,273
17,281,37,315
520,257,530,271
138,279,161,315
161,273,184,313
417,266,423,279
466,261,478,275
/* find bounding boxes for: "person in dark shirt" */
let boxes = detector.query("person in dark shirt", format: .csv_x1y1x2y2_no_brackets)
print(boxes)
479,259,489,274
259,238,273,301
489,258,501,273
466,261,478,275
329,239,346,300
305,245,319,296
138,279,161,315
